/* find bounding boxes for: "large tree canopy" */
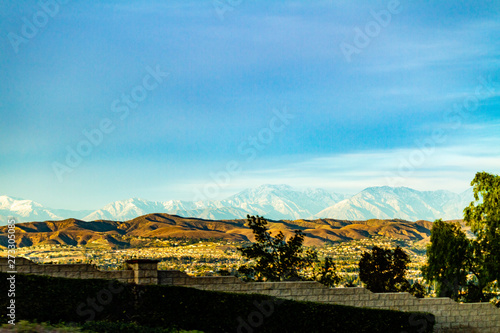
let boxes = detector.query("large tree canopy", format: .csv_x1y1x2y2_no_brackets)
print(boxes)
464,172,500,296
237,215,340,286
359,246,408,292
421,219,470,300
423,172,500,302
464,172,500,240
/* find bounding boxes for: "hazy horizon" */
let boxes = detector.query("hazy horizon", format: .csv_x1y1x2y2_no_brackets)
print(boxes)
1,183,474,214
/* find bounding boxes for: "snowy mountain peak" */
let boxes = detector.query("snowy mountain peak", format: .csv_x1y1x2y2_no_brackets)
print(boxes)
0,196,60,221
0,185,475,225
315,186,473,221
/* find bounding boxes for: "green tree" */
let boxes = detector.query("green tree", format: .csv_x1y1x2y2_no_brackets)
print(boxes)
421,219,470,300
359,246,423,297
408,282,427,299
237,215,340,286
315,257,341,288
464,171,500,301
422,172,500,302
359,246,409,293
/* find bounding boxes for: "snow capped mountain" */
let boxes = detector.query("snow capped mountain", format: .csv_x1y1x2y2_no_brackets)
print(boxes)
0,195,90,223
0,196,60,222
82,185,348,221
314,186,474,221
176,207,251,220
83,197,251,221
220,184,348,220
0,185,476,225
83,198,168,221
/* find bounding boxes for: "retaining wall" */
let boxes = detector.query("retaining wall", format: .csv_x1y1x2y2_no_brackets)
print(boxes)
0,257,134,283
160,270,500,332
1,257,499,332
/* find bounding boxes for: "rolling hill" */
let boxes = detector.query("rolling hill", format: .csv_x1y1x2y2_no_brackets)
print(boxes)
0,213,435,249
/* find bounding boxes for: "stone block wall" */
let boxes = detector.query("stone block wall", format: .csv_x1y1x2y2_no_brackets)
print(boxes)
0,257,134,284
158,270,500,332
2,257,499,332
126,259,159,285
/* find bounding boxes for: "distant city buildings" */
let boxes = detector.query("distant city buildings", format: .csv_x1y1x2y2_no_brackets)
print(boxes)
1,236,426,285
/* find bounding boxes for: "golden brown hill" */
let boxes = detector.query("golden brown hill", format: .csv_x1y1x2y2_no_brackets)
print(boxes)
0,213,435,249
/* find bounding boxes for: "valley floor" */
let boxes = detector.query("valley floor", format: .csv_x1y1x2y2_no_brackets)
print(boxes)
1,236,427,287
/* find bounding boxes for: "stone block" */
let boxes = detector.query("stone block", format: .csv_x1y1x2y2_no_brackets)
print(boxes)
47,272,66,278
227,284,243,292
65,272,82,279
222,277,241,284
214,283,230,291
207,277,223,284
331,288,353,296
277,289,291,297
92,272,107,279
248,283,267,290
316,295,330,303
347,295,361,302
239,283,252,290
78,265,93,272
68,265,84,272
16,265,31,273
120,271,134,279
294,289,312,296
282,282,301,290
158,271,173,278
137,278,148,284
255,282,273,289
134,270,145,278
274,282,290,289
29,265,46,273
142,270,157,277
311,288,327,296
214,276,228,284
364,301,382,309
265,290,281,297
56,265,70,272
310,296,325,302
190,277,205,284
357,287,372,294
159,277,173,285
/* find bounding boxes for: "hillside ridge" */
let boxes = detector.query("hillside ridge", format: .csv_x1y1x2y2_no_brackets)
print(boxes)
0,213,438,248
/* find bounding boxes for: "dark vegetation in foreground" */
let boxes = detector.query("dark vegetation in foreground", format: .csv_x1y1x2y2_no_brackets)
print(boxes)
0,320,196,332
0,273,434,333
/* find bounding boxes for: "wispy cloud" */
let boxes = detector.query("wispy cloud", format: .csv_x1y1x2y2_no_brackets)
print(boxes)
216,136,500,195
1,1,499,209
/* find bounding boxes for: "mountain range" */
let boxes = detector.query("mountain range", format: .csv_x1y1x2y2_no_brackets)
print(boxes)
0,213,435,248
0,185,474,226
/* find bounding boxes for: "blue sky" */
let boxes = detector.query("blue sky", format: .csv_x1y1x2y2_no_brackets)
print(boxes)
1,0,499,210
